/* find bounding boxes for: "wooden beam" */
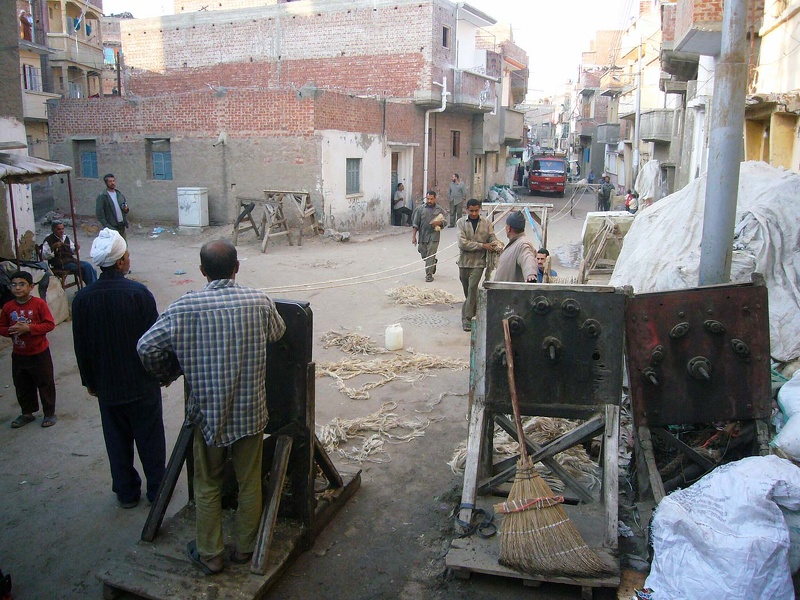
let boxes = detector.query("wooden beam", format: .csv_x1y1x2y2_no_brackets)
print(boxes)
251,435,293,575
638,426,666,503
602,404,619,549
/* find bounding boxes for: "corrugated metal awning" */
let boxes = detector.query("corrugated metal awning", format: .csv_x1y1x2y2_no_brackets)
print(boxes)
0,152,71,185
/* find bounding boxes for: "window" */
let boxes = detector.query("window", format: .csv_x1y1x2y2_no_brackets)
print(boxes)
346,158,361,195
442,26,450,48
103,48,116,65
74,140,98,178
22,65,41,92
148,139,173,180
451,130,460,158
428,127,433,146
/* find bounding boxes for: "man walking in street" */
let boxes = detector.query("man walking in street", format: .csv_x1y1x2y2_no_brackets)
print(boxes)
137,239,286,576
457,199,501,331
597,175,615,212
493,211,537,283
412,190,446,283
72,228,165,508
448,173,467,227
41,220,97,285
96,173,129,239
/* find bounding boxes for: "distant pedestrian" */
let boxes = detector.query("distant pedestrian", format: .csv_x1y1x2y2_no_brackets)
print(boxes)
493,211,537,283
597,176,614,211
1,270,57,429
448,174,467,227
392,183,412,226
628,191,639,214
72,228,166,508
457,199,501,331
96,173,129,239
412,190,446,282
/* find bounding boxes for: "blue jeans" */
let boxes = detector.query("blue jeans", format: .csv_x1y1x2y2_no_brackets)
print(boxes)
62,261,97,285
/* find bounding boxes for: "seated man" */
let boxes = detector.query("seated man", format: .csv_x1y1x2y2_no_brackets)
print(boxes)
535,248,558,283
42,221,97,285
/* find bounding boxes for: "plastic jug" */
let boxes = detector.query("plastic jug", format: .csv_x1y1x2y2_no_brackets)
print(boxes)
385,323,403,351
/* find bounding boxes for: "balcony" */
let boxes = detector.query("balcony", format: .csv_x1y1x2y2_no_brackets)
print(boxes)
675,0,764,55
639,109,675,143
453,69,497,113
47,33,104,70
596,123,620,145
502,108,525,143
23,89,60,120
574,119,597,138
660,40,699,83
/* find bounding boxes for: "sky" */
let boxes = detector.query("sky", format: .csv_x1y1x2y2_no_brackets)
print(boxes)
101,0,638,99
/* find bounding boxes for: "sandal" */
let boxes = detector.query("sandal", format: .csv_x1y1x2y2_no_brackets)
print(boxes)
187,540,223,576
11,415,35,428
41,416,57,428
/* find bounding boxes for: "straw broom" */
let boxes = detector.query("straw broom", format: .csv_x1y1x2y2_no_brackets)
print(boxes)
494,319,608,577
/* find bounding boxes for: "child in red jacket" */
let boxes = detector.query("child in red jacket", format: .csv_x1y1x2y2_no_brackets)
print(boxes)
0,271,57,428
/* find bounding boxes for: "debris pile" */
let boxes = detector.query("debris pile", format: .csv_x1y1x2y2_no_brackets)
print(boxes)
321,330,388,356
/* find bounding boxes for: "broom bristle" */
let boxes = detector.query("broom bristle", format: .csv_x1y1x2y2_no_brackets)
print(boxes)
496,458,609,577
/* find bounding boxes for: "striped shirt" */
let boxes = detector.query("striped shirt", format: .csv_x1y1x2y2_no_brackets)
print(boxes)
137,279,286,447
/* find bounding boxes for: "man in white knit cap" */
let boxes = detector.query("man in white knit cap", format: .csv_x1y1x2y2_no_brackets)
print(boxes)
72,229,166,509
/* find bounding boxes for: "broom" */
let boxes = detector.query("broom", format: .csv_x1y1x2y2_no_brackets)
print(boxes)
494,318,609,577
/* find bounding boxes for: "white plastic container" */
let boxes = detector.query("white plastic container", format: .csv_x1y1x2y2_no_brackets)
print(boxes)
385,323,403,351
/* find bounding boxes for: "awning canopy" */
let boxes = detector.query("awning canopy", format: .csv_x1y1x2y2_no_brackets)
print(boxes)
0,152,71,185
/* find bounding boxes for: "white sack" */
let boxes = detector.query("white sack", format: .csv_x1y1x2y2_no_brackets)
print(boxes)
634,159,661,203
610,161,800,362
645,455,800,599
778,371,800,419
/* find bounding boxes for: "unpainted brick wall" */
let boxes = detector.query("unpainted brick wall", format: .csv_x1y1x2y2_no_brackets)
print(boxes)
122,0,441,96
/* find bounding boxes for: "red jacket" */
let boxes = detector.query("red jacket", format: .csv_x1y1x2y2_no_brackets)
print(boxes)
0,296,55,355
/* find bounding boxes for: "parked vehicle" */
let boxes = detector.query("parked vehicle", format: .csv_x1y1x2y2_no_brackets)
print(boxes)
528,155,567,197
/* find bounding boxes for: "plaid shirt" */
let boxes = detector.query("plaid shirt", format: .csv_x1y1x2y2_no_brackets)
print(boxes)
137,279,286,447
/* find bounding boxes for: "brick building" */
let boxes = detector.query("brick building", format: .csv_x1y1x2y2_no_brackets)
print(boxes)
47,0,528,229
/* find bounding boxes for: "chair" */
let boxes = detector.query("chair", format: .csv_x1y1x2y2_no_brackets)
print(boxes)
36,244,80,290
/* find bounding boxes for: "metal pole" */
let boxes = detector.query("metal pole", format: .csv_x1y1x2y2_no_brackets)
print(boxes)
66,172,83,287
698,0,748,286
8,184,21,268
633,37,642,185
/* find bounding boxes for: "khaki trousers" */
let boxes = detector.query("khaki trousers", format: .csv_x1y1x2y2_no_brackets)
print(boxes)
193,428,263,560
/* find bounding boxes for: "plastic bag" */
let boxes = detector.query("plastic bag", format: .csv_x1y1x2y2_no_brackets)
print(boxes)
645,455,800,599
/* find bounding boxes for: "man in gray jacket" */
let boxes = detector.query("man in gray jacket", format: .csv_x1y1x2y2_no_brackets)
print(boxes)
412,190,446,282
448,173,467,227
493,211,537,283
457,199,501,331
96,174,129,239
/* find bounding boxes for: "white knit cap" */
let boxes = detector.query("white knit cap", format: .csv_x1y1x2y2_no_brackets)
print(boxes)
90,228,127,267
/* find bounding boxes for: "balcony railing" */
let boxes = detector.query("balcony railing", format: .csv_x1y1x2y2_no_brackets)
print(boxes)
452,69,497,113
597,123,620,145
639,109,675,143
47,33,104,69
502,108,525,143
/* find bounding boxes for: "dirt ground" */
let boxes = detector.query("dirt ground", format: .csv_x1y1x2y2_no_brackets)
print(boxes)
0,187,628,599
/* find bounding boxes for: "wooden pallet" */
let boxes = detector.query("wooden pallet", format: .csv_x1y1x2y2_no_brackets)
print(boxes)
446,498,620,600
99,472,360,600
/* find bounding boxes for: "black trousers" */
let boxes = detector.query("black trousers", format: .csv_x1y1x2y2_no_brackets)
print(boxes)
98,395,166,503
12,348,56,417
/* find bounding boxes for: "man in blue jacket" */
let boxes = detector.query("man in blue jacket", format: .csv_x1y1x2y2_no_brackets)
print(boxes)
72,228,165,509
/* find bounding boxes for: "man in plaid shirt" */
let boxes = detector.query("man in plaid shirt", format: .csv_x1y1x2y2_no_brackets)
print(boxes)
137,239,285,575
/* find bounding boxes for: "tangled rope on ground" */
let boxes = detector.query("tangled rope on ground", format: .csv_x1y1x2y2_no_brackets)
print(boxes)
385,285,460,306
317,350,468,400
317,401,443,463
321,329,388,355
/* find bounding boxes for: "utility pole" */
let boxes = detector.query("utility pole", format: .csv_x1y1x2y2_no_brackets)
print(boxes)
633,37,642,184
698,0,748,285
